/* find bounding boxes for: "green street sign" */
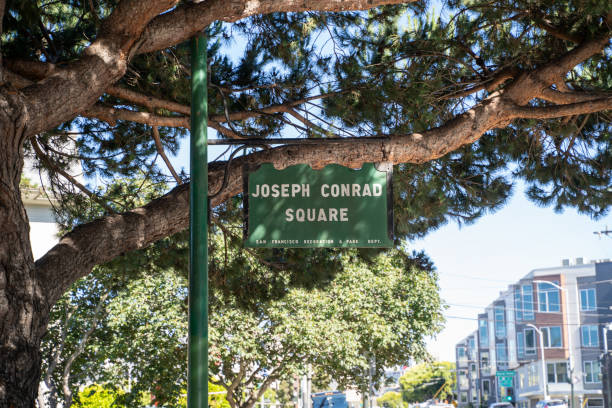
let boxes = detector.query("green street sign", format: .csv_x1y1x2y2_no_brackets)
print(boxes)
244,163,393,248
496,371,515,387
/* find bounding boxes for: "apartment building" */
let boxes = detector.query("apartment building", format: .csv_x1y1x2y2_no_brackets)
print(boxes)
457,331,482,406
455,259,612,408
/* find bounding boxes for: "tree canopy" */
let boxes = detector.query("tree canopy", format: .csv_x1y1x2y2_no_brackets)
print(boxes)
209,248,443,408
398,362,456,403
0,0,610,406
38,225,444,407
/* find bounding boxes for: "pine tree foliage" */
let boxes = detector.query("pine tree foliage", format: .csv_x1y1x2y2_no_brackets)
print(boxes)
5,0,610,240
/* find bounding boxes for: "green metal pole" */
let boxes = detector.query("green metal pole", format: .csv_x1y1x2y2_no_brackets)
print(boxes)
189,33,208,408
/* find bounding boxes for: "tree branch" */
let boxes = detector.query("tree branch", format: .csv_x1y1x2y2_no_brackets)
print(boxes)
530,16,582,43
509,97,612,119
538,88,612,104
286,109,328,136
83,91,338,130
82,104,190,128
19,0,179,138
439,66,520,99
151,125,182,184
35,181,190,304
226,364,247,408
62,291,110,408
35,90,516,303
208,120,246,140
106,85,190,115
136,0,417,55
208,92,340,123
505,33,611,104
31,137,116,214
39,303,76,407
7,0,419,140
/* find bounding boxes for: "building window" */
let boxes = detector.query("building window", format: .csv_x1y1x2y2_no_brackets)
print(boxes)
516,285,535,321
547,362,568,383
515,289,523,321
581,325,599,347
479,319,489,347
481,351,489,370
524,328,536,355
584,360,602,383
460,392,468,403
542,326,562,348
459,370,469,389
523,284,534,320
495,306,506,338
470,363,477,379
469,337,475,352
538,282,560,312
580,288,596,311
587,399,604,408
517,331,525,358
482,379,490,399
496,343,507,367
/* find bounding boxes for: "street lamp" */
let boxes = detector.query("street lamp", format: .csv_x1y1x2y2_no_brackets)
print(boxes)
533,280,574,408
526,323,549,401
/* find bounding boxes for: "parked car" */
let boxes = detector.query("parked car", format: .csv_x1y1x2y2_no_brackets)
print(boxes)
489,403,514,408
535,400,568,408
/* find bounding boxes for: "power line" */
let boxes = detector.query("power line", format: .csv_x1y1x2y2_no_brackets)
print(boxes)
442,314,611,327
446,299,612,315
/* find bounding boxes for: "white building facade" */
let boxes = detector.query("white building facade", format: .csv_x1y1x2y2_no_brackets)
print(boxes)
455,259,612,408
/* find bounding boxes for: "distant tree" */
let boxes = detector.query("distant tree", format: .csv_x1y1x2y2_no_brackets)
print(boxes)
38,220,442,407
377,391,406,408
209,382,231,408
209,249,443,408
73,384,126,408
274,380,299,408
398,362,456,403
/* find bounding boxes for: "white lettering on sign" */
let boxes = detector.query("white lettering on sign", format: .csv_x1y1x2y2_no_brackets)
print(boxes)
285,208,349,222
340,208,348,221
320,184,383,197
252,184,311,198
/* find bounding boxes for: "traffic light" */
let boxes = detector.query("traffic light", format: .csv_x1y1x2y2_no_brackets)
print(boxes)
504,388,514,402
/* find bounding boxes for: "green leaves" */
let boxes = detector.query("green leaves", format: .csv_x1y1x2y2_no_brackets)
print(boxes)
10,0,612,243
210,249,444,405
398,361,456,403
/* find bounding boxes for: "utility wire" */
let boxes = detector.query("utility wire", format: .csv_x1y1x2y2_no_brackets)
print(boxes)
446,300,612,314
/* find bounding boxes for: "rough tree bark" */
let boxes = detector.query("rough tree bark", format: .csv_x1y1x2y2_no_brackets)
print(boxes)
0,0,610,406
0,90,49,406
0,0,180,405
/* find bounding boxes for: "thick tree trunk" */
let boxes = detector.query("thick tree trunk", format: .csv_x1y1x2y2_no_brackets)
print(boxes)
0,90,49,407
